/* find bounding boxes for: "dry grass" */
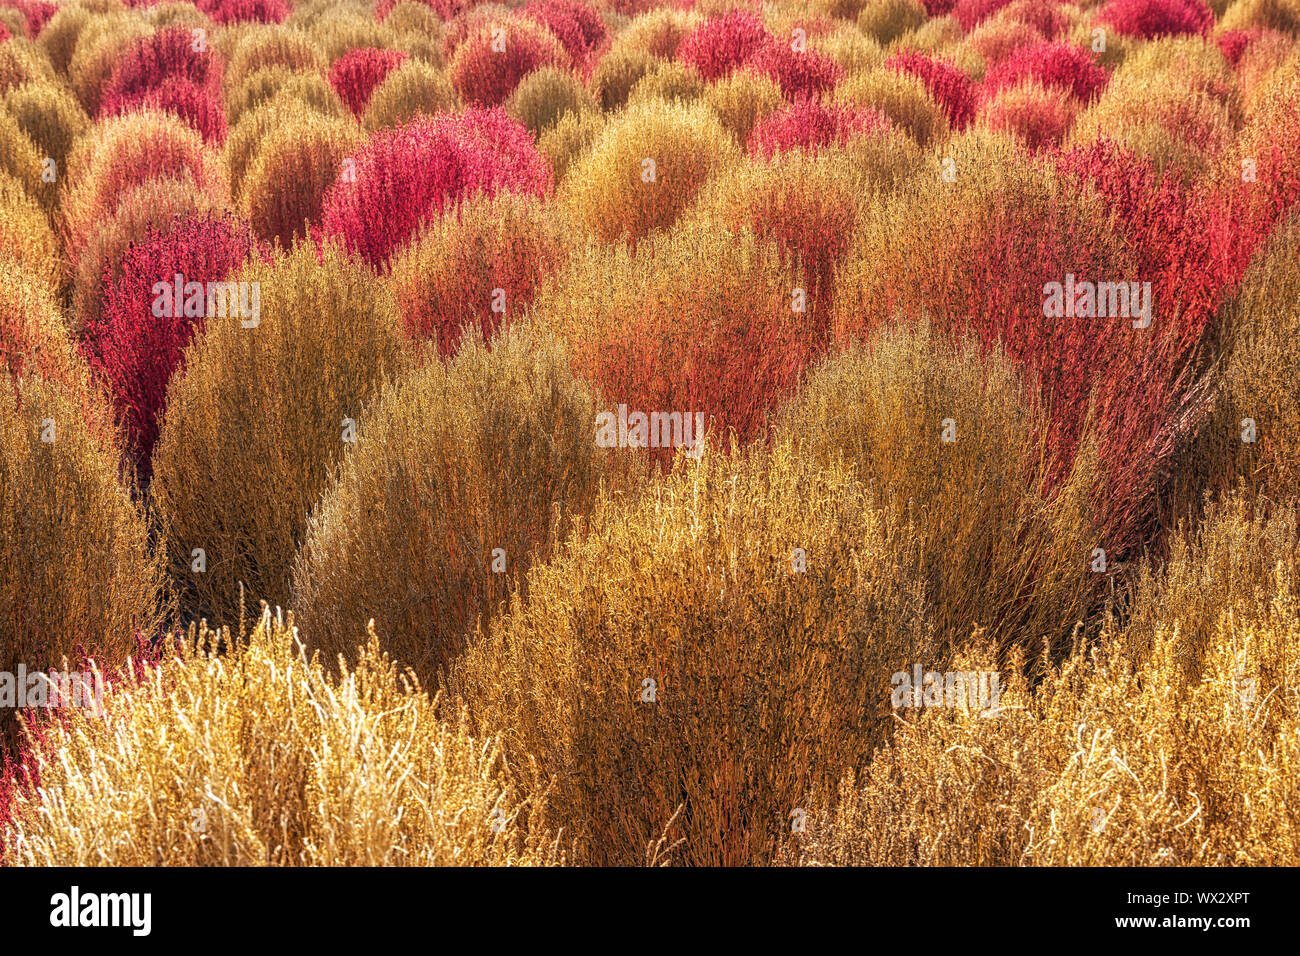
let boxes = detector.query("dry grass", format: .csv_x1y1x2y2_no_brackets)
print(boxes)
4,604,562,866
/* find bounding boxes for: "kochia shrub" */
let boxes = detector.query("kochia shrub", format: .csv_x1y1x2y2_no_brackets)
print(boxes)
2,82,90,181
559,99,740,244
151,244,407,626
328,45,407,115
451,442,936,866
293,325,608,686
504,64,595,135
449,17,571,106
320,107,551,268
748,97,890,157
390,193,566,356
0,372,167,746
361,58,458,130
1096,0,1215,39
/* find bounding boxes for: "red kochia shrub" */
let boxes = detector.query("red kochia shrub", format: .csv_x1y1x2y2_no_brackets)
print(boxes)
1216,29,1257,67
983,42,1108,102
130,77,228,142
320,108,551,269
330,47,408,116
749,99,890,158
887,52,977,130
1,0,56,37
449,19,571,106
955,0,1014,31
522,0,608,64
100,25,223,111
743,42,843,100
921,0,959,13
677,9,772,81
1096,0,1213,39
194,0,289,24
83,214,254,475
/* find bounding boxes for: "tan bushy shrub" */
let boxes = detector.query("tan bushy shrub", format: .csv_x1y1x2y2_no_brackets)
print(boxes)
505,65,596,136
858,0,927,45
560,98,741,244
0,171,60,296
1175,209,1300,508
590,42,659,109
152,244,408,627
0,38,55,97
537,106,604,183
61,110,226,263
790,507,1300,865
37,2,99,75
226,66,347,128
223,24,324,94
242,111,361,247
777,322,1101,655
616,7,703,59
2,82,90,183
3,606,561,866
626,59,705,106
361,58,458,130
451,442,936,866
702,68,784,144
833,67,952,145
0,108,47,209
0,253,78,384
1221,0,1300,35
293,324,610,686
66,12,150,115
813,23,887,75
390,193,566,355
0,372,167,746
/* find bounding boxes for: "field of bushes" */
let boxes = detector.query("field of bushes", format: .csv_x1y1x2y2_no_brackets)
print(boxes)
0,0,1298,866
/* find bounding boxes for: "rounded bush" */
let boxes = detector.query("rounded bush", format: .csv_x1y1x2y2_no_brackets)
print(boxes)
522,0,608,65
449,17,571,106
152,243,408,625
676,8,771,81
537,106,603,183
36,3,94,74
293,324,607,684
321,107,551,269
979,79,1080,150
859,0,928,45
559,99,740,244
98,24,223,117
617,7,702,59
1097,0,1215,39
72,176,220,337
225,64,346,127
67,13,151,115
887,50,977,129
749,97,891,158
833,67,952,144
242,110,359,248
391,192,565,355
776,320,1100,653
0,252,76,384
194,0,288,26
983,40,1109,101
84,212,255,475
1221,0,1300,35
0,372,167,746
589,41,658,109
361,58,458,130
329,45,407,115
743,39,844,100
505,64,594,135
2,82,91,179
966,17,1043,65
0,108,50,210
0,37,54,96
535,222,815,459
223,23,322,93
450,442,935,866
703,68,783,144
62,110,225,264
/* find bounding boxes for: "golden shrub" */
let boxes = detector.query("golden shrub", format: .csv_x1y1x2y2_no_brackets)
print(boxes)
505,65,596,136
293,324,610,687
1221,0,1300,35
591,43,660,110
537,106,605,184
702,68,784,145
559,98,741,244
307,10,398,65
858,0,927,46
791,545,1300,865
152,244,408,626
2,81,90,183
0,372,167,746
0,38,56,98
143,2,209,31
616,7,703,59
66,12,150,115
813,23,886,75
776,321,1101,655
0,252,78,384
0,108,48,210
242,110,361,247
833,67,952,146
627,59,706,107
1179,209,1300,508
225,65,347,128
3,605,562,866
451,442,936,866
0,171,61,297
37,2,101,75
361,58,458,130
223,24,324,94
